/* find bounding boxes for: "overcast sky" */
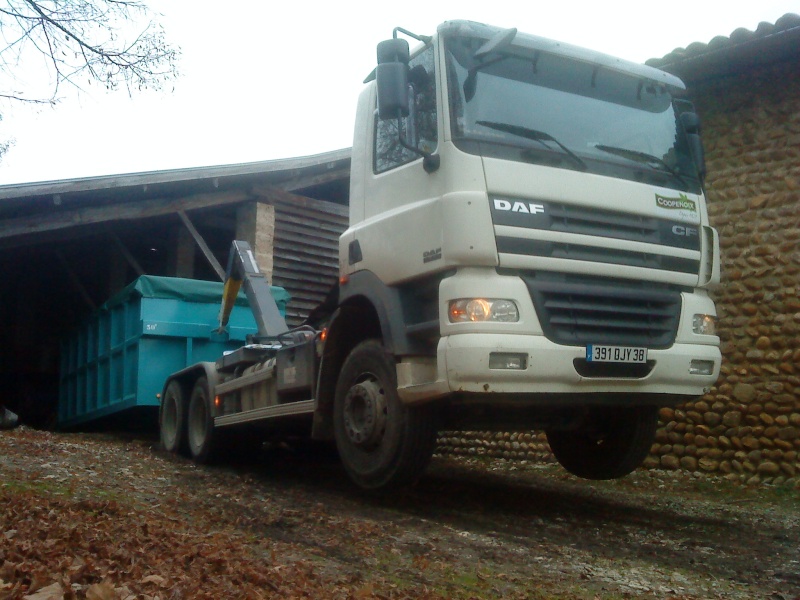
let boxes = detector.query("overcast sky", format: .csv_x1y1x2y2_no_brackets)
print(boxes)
0,0,797,185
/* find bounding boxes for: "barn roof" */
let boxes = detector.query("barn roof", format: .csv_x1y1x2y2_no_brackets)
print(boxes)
646,13,800,84
0,148,352,221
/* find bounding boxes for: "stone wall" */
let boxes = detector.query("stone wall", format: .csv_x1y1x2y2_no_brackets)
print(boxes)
437,431,554,463
646,58,800,485
437,58,800,487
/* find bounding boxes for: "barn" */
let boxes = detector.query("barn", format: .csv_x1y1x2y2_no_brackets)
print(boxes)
0,149,350,426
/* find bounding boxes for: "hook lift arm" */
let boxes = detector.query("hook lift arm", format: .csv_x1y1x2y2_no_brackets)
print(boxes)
217,240,289,340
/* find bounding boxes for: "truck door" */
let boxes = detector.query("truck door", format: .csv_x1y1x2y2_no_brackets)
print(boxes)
356,44,446,285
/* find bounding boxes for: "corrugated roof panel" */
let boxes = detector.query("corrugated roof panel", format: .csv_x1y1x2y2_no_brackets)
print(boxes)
647,13,800,82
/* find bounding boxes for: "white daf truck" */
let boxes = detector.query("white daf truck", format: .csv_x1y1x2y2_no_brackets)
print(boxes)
159,20,721,490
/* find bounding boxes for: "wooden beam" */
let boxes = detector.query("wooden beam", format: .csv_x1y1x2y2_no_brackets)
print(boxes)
0,189,252,242
275,167,351,194
177,210,225,281
54,250,96,310
250,185,349,215
192,214,237,231
108,231,146,276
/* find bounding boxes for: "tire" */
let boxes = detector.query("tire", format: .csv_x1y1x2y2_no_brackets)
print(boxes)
187,376,218,463
546,406,658,480
160,379,186,453
333,340,438,491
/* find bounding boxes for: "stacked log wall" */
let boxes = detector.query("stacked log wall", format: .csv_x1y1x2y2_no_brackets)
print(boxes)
646,58,800,485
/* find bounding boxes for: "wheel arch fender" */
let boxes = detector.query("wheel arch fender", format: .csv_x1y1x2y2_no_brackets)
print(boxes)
313,302,381,440
311,270,433,440
338,270,422,356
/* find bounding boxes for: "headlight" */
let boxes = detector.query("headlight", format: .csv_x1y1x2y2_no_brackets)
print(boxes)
693,314,717,336
448,299,519,323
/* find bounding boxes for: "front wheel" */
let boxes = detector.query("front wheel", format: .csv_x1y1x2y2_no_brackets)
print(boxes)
333,340,438,491
546,406,658,480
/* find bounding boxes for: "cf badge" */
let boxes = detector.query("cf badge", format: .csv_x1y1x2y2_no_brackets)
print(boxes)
672,225,698,237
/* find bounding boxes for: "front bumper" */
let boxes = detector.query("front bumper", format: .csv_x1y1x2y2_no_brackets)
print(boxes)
396,333,720,403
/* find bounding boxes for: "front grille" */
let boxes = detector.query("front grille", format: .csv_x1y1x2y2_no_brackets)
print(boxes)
548,202,660,243
490,198,701,251
521,273,682,348
496,237,699,274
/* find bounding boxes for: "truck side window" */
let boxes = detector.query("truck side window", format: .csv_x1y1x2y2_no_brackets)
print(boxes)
374,45,437,174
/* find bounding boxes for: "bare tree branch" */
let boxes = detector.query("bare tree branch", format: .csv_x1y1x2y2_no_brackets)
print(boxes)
0,0,179,102
0,91,48,102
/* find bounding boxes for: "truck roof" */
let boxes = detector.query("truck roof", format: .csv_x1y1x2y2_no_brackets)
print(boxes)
437,20,686,91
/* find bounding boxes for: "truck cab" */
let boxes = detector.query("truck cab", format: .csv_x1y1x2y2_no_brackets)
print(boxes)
324,21,720,485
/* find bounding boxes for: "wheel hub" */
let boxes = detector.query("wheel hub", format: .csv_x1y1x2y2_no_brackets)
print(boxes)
343,380,388,448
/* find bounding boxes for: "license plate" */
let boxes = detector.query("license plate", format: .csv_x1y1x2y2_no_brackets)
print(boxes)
586,345,647,363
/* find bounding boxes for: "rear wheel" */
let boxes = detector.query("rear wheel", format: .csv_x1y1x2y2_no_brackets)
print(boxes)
546,406,658,480
334,340,438,491
187,376,218,463
160,380,186,453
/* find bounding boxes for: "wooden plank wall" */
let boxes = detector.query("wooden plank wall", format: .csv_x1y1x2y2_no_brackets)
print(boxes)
269,195,348,327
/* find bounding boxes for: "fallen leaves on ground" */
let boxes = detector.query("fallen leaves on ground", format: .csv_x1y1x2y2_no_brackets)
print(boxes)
1,426,798,600
1,487,369,599
0,428,448,600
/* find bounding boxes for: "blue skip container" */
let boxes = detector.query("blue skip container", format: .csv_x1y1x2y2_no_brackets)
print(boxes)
58,275,290,428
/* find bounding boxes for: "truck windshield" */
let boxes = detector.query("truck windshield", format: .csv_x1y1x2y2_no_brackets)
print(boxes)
445,35,702,194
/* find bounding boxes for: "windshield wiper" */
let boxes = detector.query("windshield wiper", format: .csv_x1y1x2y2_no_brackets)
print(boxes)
477,120,588,171
594,144,689,189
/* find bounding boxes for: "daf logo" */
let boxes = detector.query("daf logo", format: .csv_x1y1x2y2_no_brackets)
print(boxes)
672,225,698,237
493,199,545,215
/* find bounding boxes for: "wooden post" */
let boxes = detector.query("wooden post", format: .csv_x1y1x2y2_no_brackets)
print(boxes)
107,242,128,297
168,223,196,279
236,202,275,283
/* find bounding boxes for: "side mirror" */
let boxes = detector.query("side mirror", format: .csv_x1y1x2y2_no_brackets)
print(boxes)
680,111,706,182
376,38,410,120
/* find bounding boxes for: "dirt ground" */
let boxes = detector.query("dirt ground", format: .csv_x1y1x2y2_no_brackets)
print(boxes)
1,427,798,600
